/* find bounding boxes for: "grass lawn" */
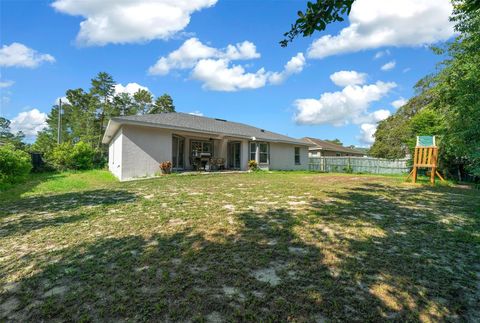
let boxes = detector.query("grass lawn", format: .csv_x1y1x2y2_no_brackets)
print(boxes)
1,171,479,321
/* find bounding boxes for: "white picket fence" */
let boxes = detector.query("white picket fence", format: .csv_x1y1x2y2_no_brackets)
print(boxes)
309,156,409,174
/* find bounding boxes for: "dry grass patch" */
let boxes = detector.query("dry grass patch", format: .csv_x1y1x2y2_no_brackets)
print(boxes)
0,171,479,321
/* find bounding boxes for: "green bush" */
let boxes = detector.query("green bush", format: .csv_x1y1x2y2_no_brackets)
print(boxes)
70,141,95,170
0,144,32,184
49,141,96,170
50,142,73,170
248,160,258,171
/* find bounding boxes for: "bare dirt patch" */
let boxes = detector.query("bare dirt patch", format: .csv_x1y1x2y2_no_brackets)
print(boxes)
252,267,281,286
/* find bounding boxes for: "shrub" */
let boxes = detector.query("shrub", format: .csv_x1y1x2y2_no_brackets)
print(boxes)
49,141,96,170
50,142,73,170
0,144,32,185
70,141,95,170
248,160,258,171
343,164,353,173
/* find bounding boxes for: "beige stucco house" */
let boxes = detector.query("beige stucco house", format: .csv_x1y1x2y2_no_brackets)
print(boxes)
302,137,366,157
102,113,310,181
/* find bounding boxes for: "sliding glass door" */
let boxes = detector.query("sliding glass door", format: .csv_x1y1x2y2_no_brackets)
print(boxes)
227,142,241,169
172,135,185,170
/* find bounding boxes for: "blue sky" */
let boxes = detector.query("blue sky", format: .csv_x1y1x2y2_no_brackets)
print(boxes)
0,0,454,145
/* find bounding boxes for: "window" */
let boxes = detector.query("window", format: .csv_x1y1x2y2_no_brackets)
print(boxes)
191,140,213,155
294,147,300,165
249,142,256,161
259,143,268,163
249,142,269,164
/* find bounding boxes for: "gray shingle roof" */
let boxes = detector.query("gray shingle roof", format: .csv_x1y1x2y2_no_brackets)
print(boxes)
104,113,308,145
302,137,365,155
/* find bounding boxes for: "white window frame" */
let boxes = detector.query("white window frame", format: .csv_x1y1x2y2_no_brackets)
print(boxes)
294,147,301,165
249,142,270,164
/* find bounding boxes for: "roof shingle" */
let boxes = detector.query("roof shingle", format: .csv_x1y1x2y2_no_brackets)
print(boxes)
105,113,308,145
302,137,365,155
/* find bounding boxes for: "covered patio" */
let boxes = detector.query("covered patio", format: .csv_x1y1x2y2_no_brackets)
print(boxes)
170,130,269,172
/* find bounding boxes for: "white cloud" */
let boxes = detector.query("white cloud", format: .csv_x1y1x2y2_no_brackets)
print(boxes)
0,43,55,68
391,97,407,109
54,96,71,105
358,123,377,145
329,70,367,87
355,109,391,124
192,59,268,91
148,38,260,75
0,80,14,88
381,60,396,71
307,0,454,59
369,109,391,122
114,83,150,96
188,111,203,116
10,109,48,139
149,38,305,91
357,109,393,145
52,0,217,46
374,49,390,59
268,53,306,85
294,71,396,126
224,41,261,61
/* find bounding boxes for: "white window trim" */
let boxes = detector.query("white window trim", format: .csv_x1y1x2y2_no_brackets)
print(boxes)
249,141,270,164
294,147,301,165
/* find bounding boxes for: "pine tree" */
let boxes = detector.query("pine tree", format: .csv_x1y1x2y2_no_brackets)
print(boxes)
150,94,175,114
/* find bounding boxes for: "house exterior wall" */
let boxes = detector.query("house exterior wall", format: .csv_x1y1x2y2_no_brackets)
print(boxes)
269,143,308,170
108,128,123,180
108,125,309,180
121,125,172,180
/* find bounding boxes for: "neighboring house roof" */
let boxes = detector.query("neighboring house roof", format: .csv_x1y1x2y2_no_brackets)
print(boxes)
102,113,309,146
302,137,365,155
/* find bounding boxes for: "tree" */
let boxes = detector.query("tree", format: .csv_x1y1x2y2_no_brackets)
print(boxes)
150,94,175,114
33,72,176,169
90,72,115,148
370,0,480,179
65,88,99,147
281,0,480,47
431,0,480,177
369,85,431,159
325,138,343,146
114,92,136,116
0,144,32,186
133,89,153,115
281,0,354,47
0,117,25,149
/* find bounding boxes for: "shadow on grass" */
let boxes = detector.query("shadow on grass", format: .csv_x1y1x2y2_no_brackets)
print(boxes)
308,182,480,321
1,183,479,321
0,189,137,238
0,172,65,203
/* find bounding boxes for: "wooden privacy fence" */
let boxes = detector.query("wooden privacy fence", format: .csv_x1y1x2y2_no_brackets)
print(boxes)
309,156,409,174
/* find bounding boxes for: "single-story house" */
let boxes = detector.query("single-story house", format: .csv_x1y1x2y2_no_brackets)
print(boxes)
102,113,310,181
302,137,366,157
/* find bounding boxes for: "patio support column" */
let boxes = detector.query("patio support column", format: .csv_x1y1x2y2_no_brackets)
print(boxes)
255,143,260,164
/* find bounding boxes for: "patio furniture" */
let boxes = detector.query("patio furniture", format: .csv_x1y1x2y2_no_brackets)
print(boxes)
192,152,212,171
209,158,225,171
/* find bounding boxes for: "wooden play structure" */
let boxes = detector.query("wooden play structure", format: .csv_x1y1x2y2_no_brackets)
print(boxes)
407,136,445,184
